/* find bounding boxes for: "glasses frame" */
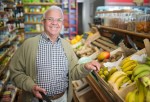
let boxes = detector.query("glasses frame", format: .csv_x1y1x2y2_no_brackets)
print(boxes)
43,17,63,23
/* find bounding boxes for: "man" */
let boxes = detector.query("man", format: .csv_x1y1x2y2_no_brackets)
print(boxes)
9,6,100,102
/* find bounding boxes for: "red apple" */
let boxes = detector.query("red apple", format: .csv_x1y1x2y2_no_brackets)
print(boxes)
97,51,110,61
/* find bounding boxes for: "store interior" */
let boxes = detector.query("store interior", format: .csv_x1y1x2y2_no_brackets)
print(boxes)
0,0,150,102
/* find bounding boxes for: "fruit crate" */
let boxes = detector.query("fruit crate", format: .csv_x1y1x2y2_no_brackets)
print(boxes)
92,48,146,101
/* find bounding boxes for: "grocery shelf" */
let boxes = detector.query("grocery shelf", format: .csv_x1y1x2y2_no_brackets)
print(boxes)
0,39,9,49
24,22,42,24
24,12,43,15
98,25,150,39
10,35,18,43
96,9,133,14
23,2,62,6
0,70,10,94
0,26,7,31
25,32,43,34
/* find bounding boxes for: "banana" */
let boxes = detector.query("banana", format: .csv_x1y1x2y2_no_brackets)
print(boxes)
122,63,137,72
122,60,137,70
125,91,132,102
128,89,137,102
146,89,150,102
133,64,150,77
135,90,139,102
125,71,133,76
108,67,118,78
114,75,128,89
108,71,126,83
120,57,131,67
137,81,145,102
134,71,150,81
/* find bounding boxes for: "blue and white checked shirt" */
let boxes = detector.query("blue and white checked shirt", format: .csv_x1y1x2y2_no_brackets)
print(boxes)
36,33,69,96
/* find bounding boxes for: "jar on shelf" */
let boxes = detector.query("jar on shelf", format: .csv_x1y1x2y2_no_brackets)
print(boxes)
136,14,150,33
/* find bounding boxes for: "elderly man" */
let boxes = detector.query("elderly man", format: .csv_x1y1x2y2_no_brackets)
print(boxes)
9,6,100,102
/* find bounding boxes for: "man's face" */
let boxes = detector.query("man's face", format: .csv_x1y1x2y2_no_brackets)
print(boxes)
43,9,63,37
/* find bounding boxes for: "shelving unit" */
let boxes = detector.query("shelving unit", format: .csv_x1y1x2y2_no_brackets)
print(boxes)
0,0,24,101
63,0,78,38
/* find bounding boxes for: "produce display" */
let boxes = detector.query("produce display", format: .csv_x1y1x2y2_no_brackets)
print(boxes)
96,48,150,102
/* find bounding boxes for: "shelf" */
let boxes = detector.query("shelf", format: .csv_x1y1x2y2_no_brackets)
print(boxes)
96,10,133,14
0,48,10,62
24,22,42,24
0,11,6,15
98,25,150,39
24,12,43,15
23,2,62,6
16,4,23,7
10,28,17,33
0,26,7,31
10,35,18,42
0,39,9,49
25,32,42,34
11,88,18,102
0,70,10,94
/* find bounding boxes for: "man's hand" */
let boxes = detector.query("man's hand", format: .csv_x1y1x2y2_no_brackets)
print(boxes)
32,85,46,99
84,60,101,72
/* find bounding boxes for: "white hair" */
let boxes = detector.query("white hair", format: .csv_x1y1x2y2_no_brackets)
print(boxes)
43,5,64,19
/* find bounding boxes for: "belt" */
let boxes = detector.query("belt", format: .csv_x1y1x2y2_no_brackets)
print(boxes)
49,92,65,100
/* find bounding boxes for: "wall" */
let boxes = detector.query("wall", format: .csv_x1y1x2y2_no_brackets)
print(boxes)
78,0,104,32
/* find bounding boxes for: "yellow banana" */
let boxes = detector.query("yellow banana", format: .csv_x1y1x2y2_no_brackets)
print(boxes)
133,64,150,76
128,89,137,102
125,91,132,102
134,71,150,81
114,75,128,89
125,71,133,76
108,71,126,83
120,57,131,66
138,83,145,102
146,89,150,102
122,60,137,70
123,63,137,72
108,67,118,78
135,90,139,102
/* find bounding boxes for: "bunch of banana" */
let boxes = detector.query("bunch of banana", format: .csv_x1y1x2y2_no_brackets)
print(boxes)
131,64,150,81
108,71,132,90
125,80,149,102
120,57,138,76
139,75,150,87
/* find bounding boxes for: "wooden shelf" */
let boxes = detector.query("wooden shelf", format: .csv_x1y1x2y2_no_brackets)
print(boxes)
23,2,62,6
96,10,133,14
0,49,10,62
10,28,17,33
0,26,7,31
24,12,43,15
0,39,9,49
24,22,42,24
25,32,42,34
0,11,6,15
0,70,10,94
10,36,18,42
98,25,150,39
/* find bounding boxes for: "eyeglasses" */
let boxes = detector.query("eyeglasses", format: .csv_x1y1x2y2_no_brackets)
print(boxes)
43,17,63,23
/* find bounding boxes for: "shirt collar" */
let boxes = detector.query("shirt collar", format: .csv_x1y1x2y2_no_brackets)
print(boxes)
41,33,61,43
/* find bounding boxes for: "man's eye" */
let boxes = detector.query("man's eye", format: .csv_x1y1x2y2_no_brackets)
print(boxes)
57,19,62,22
48,18,53,21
